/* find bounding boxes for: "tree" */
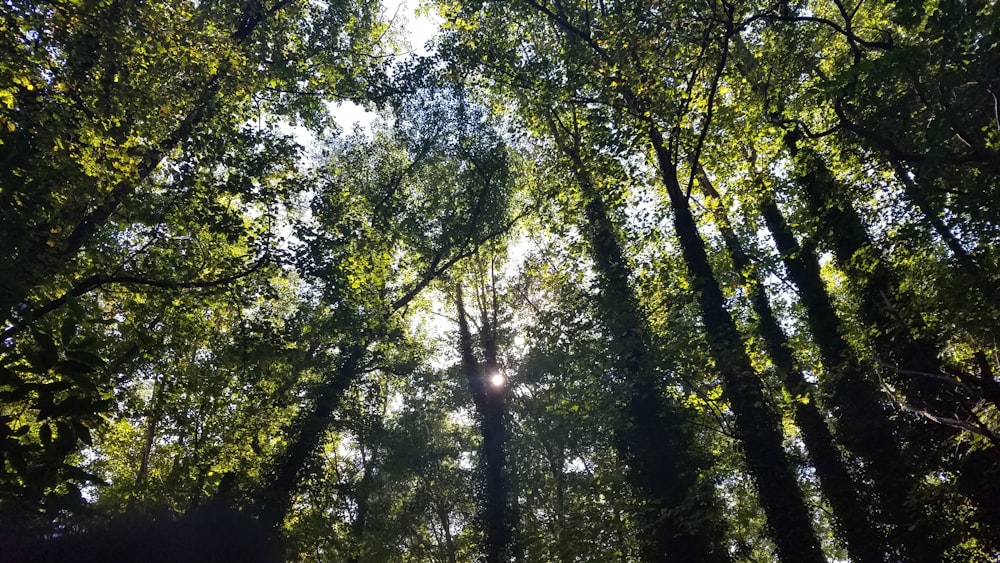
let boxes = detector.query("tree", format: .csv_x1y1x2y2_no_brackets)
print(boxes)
0,0,385,526
695,168,885,562
455,275,515,563
259,85,516,534
5,0,1000,560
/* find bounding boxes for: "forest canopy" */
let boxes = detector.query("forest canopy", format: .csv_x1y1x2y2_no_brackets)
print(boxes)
1,0,999,561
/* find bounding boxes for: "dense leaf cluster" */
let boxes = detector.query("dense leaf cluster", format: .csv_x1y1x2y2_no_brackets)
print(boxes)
2,0,999,561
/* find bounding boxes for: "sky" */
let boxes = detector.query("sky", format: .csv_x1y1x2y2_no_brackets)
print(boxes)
327,0,442,133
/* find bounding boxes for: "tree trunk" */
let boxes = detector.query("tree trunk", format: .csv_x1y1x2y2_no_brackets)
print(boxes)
696,170,886,562
259,343,366,530
758,178,943,562
130,375,167,513
456,286,512,563
557,137,731,563
891,162,1000,345
648,126,824,563
436,502,459,563
786,137,958,417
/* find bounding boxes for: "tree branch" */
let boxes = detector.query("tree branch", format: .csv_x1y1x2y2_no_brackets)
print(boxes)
2,257,269,344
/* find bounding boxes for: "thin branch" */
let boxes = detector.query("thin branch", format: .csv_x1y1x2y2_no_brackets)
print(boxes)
686,12,732,198
390,210,527,313
875,358,978,398
518,0,612,65
891,397,1000,447
766,14,892,51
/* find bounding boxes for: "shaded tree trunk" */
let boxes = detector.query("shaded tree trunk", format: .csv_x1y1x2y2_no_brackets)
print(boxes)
696,170,886,562
555,131,731,563
346,452,375,563
892,163,977,271
258,343,366,530
648,126,824,563
130,375,167,513
757,177,943,562
435,502,459,563
786,136,958,418
456,286,513,563
891,162,1000,347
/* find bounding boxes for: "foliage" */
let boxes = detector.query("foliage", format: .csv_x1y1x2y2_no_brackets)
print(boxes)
2,0,1000,561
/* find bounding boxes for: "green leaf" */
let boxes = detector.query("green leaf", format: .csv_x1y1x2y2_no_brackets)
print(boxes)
61,315,79,345
65,350,106,370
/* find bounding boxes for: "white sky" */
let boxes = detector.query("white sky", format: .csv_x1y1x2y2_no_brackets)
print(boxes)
328,0,442,132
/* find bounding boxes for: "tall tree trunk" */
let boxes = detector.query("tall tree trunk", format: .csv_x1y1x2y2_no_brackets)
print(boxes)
696,170,886,562
648,126,824,563
129,375,167,513
892,163,977,270
556,130,731,563
548,446,571,563
258,343,366,530
436,502,459,563
786,137,960,418
757,178,944,562
456,286,512,563
346,453,374,563
891,162,1000,345
732,40,942,559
